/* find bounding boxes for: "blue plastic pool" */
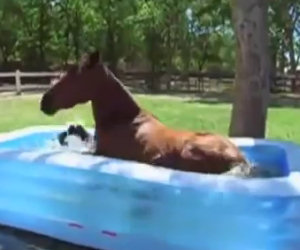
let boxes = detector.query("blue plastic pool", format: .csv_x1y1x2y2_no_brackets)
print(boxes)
0,126,300,250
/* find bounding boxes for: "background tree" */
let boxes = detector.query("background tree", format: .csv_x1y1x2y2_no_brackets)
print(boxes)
0,0,23,70
0,0,299,94
269,1,300,90
229,0,271,138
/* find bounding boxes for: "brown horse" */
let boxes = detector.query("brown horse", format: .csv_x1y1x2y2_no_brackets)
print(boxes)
40,51,250,175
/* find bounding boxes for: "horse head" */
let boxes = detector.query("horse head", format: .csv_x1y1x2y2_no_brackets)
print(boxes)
40,51,108,115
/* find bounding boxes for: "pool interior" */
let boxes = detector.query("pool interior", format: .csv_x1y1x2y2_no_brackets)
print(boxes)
0,130,290,178
0,130,299,250
240,145,290,177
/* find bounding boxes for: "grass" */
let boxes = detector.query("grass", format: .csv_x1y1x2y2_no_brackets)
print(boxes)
0,94,300,144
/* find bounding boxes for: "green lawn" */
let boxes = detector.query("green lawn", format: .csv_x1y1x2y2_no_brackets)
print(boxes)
0,94,300,144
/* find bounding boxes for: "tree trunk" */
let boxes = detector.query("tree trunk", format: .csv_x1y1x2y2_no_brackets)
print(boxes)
229,0,270,138
270,49,277,92
38,1,46,68
286,27,296,92
105,24,118,75
63,0,70,65
147,60,160,92
278,42,285,74
0,47,9,66
166,26,172,91
72,8,81,61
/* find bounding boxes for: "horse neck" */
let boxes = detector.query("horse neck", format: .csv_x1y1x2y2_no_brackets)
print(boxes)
91,71,141,130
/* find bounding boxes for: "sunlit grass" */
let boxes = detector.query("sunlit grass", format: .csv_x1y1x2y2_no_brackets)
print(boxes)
0,94,299,144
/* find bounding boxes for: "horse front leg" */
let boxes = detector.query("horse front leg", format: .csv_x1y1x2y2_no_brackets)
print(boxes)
57,124,96,152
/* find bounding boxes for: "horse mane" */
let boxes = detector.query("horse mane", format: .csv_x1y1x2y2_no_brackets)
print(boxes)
103,64,137,103
100,64,165,126
78,53,132,101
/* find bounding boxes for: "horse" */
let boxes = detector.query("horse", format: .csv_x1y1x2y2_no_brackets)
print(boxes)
40,51,251,176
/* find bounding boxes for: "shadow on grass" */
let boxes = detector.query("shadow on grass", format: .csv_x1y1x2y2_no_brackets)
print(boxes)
182,92,300,109
2,86,300,109
130,88,233,104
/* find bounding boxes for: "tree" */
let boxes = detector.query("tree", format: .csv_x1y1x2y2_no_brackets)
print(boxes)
229,0,271,138
269,1,300,91
94,0,139,74
0,0,22,69
1,0,276,77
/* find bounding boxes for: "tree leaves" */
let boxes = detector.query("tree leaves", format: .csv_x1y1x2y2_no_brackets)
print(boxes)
0,0,298,74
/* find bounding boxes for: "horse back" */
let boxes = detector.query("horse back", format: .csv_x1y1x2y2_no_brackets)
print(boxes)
96,111,247,174
135,116,247,173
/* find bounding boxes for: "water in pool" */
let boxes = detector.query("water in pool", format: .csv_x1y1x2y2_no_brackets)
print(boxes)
0,129,300,250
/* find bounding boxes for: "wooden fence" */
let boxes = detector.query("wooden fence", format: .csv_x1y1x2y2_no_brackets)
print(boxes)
0,70,61,95
0,70,299,95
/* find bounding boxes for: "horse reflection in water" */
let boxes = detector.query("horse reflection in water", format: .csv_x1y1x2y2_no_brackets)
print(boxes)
40,51,251,176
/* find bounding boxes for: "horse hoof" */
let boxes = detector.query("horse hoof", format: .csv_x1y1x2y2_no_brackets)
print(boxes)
74,125,89,141
67,125,76,135
58,131,68,146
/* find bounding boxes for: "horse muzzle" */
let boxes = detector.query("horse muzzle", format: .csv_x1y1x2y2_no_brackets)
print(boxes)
40,93,57,115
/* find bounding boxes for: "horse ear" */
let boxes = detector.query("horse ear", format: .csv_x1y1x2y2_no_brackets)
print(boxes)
87,51,100,68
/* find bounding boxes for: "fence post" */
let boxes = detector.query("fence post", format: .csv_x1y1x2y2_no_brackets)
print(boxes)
15,69,21,95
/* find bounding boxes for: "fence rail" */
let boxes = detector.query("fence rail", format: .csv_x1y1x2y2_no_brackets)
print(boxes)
0,70,299,95
0,70,62,95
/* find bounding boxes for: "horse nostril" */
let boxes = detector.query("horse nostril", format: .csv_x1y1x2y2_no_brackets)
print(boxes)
40,93,56,115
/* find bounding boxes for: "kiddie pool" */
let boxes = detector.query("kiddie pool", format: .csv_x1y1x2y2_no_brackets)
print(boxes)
0,126,300,250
